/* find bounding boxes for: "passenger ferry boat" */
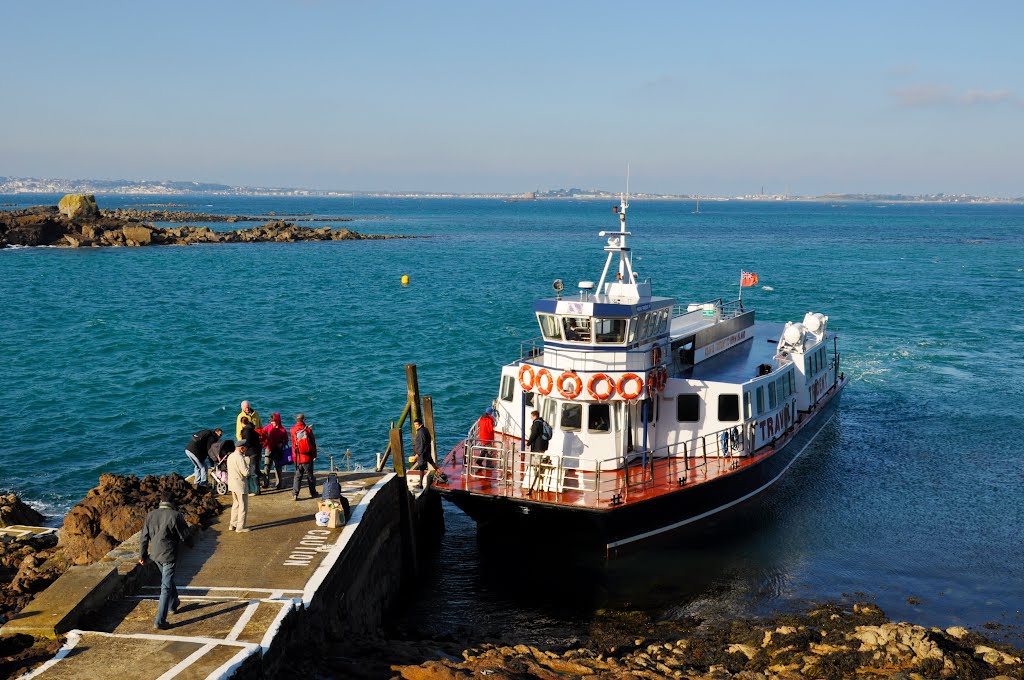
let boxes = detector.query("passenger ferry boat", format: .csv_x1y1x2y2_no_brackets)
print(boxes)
433,196,848,556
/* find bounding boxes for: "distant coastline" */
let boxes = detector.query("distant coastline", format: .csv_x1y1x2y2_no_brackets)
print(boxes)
1,176,1021,204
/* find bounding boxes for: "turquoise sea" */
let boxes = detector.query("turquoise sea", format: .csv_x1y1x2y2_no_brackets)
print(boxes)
2,195,1023,644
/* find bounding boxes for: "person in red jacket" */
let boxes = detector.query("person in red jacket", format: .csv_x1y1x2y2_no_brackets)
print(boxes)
475,407,496,469
290,413,318,500
261,413,289,490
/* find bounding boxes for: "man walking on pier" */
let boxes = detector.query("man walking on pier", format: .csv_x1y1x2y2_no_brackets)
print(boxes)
291,414,318,500
411,418,435,489
139,491,191,630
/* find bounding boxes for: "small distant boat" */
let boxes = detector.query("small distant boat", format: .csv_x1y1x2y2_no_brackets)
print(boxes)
434,195,848,557
693,195,701,214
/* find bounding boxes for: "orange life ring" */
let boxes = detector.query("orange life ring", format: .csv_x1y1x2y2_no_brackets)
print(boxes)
646,371,660,395
518,364,535,391
587,373,615,401
617,373,644,400
535,368,554,395
556,371,583,399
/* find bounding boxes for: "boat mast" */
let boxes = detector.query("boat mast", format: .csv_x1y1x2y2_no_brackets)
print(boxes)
596,192,635,293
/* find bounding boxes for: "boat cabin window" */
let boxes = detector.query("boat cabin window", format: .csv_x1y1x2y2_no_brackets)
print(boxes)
524,391,534,407
500,375,515,402
588,403,610,433
637,312,653,341
656,309,669,335
743,392,752,419
756,386,764,415
560,403,582,431
594,317,627,344
718,394,740,422
677,394,700,422
642,396,657,423
562,316,592,342
768,382,777,410
788,371,795,395
538,314,562,340
541,399,557,427
627,316,639,343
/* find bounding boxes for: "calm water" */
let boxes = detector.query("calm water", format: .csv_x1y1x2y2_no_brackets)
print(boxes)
2,195,1023,643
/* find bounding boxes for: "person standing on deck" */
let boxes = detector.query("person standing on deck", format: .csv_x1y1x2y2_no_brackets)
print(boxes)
475,407,496,468
527,410,548,453
138,491,191,630
236,400,262,440
184,428,221,487
239,416,266,495
261,413,289,490
290,414,318,500
411,418,435,489
227,440,252,532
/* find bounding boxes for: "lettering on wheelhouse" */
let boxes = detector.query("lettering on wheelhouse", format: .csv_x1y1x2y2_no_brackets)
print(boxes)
700,329,747,360
758,399,795,440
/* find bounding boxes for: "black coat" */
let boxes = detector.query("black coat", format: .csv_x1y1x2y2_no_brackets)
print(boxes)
527,418,548,452
139,503,191,564
241,424,262,453
413,426,433,470
185,429,220,463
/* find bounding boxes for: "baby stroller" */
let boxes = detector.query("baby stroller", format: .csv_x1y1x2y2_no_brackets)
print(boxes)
207,440,235,495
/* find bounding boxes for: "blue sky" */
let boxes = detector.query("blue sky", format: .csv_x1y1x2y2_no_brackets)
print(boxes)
2,1,1022,195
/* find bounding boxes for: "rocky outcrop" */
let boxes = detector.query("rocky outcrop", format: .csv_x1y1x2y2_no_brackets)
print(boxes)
101,208,352,223
57,194,98,220
389,603,1024,680
0,198,400,248
0,495,45,528
59,473,221,566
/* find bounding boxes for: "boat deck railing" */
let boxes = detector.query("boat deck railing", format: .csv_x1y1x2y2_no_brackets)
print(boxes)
671,297,745,320
449,421,760,509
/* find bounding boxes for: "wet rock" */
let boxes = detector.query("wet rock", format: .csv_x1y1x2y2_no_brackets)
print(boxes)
0,494,45,528
121,225,153,245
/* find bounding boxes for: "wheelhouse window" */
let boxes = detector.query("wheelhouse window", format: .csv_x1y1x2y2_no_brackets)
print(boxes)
743,392,752,419
594,317,627,344
768,381,777,410
656,308,670,335
562,316,592,342
677,394,700,422
588,403,610,433
756,386,764,415
538,314,562,340
718,394,740,422
627,316,639,343
560,403,582,431
500,375,515,402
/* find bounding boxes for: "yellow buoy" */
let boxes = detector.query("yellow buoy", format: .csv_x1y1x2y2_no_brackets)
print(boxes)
401,274,410,286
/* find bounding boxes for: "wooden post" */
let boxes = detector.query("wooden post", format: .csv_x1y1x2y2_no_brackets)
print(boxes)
376,402,412,472
391,427,406,478
406,364,423,427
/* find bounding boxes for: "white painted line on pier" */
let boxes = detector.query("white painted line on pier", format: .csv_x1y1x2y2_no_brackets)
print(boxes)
226,601,260,641
204,644,259,680
260,598,301,652
76,629,257,647
155,642,217,680
607,411,839,550
301,473,395,607
16,631,82,680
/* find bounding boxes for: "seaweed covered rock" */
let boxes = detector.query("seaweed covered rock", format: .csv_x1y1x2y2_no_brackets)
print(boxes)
58,473,221,566
57,194,99,220
0,533,65,625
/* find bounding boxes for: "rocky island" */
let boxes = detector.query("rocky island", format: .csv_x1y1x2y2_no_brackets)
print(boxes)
0,194,403,248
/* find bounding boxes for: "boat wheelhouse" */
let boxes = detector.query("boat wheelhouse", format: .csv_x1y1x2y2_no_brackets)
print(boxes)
433,196,847,555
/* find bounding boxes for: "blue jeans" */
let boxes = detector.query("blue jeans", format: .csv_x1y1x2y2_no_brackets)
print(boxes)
185,449,207,485
155,560,180,626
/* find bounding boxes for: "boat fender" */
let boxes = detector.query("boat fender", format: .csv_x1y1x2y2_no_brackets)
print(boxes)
518,364,535,391
587,373,615,401
651,346,662,365
556,371,583,399
535,368,554,395
617,373,644,400
646,367,667,394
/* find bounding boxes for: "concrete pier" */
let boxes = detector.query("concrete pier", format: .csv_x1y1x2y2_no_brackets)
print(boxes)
4,471,441,679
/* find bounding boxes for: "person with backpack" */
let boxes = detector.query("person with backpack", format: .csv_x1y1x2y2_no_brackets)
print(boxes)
527,410,550,453
290,413,318,500
260,412,289,490
184,428,222,487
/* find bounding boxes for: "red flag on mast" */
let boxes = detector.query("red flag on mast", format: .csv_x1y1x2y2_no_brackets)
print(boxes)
740,271,759,287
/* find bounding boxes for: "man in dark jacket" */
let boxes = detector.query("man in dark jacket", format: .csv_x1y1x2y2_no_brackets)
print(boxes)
411,418,435,489
527,410,548,453
240,417,265,495
138,491,192,630
184,428,222,487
